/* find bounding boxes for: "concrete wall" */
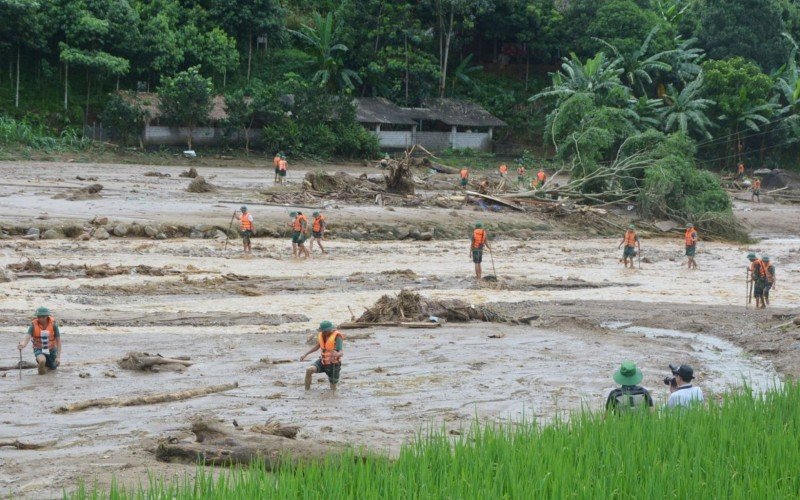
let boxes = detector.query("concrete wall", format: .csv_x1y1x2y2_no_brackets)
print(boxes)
142,126,260,146
452,133,491,150
376,131,414,149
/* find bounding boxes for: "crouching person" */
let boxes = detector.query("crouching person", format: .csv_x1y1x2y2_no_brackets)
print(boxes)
17,307,62,375
300,321,343,393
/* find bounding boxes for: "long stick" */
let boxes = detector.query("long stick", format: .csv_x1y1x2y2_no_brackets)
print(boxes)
223,210,236,251
747,268,752,307
18,350,22,380
55,382,238,414
489,247,498,277
638,247,641,269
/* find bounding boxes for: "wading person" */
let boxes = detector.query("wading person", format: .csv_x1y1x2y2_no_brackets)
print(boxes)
498,163,508,178
278,154,288,185
618,225,640,269
751,178,761,203
516,165,526,188
289,211,309,259
536,169,547,188
310,211,326,254
17,307,62,375
747,253,767,309
470,222,490,280
234,206,254,254
459,167,469,189
273,152,282,184
736,162,745,181
684,224,698,270
763,256,776,306
300,321,343,393
605,361,654,414
666,364,703,408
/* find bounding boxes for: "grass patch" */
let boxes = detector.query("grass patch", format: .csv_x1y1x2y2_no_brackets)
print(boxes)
68,382,798,499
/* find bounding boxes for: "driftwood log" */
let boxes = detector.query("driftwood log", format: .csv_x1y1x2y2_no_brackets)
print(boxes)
55,382,238,413
156,420,346,468
118,352,194,372
0,439,55,450
0,361,36,371
250,419,300,439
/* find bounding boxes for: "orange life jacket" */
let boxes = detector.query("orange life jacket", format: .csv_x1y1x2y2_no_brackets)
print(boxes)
499,164,508,174
312,215,325,232
623,230,637,247
750,259,767,279
460,168,468,180
31,316,56,350
273,156,281,167
537,171,546,182
279,159,288,171
737,163,744,174
318,331,343,365
754,179,761,189
240,213,253,231
292,214,308,232
684,228,696,246
472,228,487,249
765,263,775,283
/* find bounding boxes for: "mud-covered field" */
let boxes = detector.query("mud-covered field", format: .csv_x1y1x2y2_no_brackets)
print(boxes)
0,160,798,498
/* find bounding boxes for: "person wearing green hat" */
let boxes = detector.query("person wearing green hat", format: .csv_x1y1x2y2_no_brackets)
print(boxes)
618,225,640,269
17,307,62,375
272,152,282,183
605,361,654,414
470,222,490,280
309,211,327,254
234,206,254,254
287,211,310,258
762,256,776,306
684,224,698,270
747,253,767,308
300,321,344,393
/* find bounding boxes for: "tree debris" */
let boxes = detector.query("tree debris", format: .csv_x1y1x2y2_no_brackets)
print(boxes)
250,418,300,439
187,176,216,193
179,167,198,178
118,352,194,372
55,382,238,413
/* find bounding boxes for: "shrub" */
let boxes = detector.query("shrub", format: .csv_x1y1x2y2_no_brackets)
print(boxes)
100,92,148,147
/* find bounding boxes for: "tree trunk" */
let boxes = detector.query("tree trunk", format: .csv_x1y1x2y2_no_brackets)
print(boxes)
525,43,530,91
404,33,409,103
187,125,194,150
439,7,454,98
85,68,90,125
247,32,253,81
14,45,20,108
244,125,250,153
64,62,69,111
223,68,227,88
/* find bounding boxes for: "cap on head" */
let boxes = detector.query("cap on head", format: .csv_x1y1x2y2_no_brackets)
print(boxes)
747,252,756,260
289,211,297,217
628,224,635,230
475,222,483,228
240,206,247,212
613,361,643,386
319,320,334,332
34,306,50,317
671,364,694,381
686,224,693,229
313,211,320,216
762,256,770,262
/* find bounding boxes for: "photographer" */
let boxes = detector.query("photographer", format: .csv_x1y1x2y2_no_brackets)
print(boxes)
666,364,704,408
605,361,654,414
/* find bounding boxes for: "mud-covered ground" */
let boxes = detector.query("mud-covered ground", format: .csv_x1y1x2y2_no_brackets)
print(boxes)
0,160,798,498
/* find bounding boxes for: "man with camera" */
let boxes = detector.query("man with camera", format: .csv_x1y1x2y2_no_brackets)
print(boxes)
665,364,704,408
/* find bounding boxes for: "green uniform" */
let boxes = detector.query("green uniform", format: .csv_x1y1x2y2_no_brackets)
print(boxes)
312,336,343,383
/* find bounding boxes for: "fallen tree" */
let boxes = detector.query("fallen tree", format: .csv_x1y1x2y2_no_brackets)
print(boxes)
55,382,238,413
118,352,194,372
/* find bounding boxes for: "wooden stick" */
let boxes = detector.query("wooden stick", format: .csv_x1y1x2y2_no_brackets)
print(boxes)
55,382,238,414
0,439,54,450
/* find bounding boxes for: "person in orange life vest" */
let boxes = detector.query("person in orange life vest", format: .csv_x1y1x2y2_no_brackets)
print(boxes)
617,225,640,268
288,211,310,259
684,224,698,270
459,168,469,188
736,162,745,180
762,256,776,306
234,206,254,254
18,307,62,375
516,165,526,188
470,221,491,280
300,321,344,392
536,169,547,188
498,163,508,178
310,211,327,254
478,178,490,194
273,152,283,183
278,154,288,185
751,178,761,203
747,252,768,309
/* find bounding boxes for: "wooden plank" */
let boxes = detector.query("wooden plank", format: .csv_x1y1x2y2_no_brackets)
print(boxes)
465,190,526,211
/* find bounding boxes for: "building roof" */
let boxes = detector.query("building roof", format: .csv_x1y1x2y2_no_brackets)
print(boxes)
421,99,507,127
353,97,416,125
122,92,229,123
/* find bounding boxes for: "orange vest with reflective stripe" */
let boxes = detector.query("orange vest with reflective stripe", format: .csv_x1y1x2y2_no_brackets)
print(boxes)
318,331,343,365
472,228,487,249
31,316,56,350
273,156,281,167
312,215,325,232
537,171,546,182
623,230,637,247
460,169,468,179
279,159,288,171
499,164,508,174
240,213,253,231
685,228,696,246
292,214,308,231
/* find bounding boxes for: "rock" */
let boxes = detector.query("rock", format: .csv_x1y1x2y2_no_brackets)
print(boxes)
408,230,421,240
113,224,128,237
77,233,91,241
0,269,14,282
350,231,364,241
41,229,61,240
193,224,214,232
22,233,39,240
94,228,110,240
211,230,227,240
26,227,40,237
417,231,434,241
0,231,10,240
91,216,109,226
144,225,158,237
794,316,800,326
155,233,167,240
189,230,204,239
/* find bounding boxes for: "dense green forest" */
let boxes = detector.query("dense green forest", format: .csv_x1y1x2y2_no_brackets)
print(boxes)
1,0,800,173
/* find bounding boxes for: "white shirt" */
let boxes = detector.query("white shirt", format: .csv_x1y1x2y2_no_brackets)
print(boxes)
667,385,704,408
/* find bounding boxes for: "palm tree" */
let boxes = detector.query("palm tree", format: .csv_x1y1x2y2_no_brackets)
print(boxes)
660,74,715,139
450,54,482,95
289,12,361,92
531,52,627,106
594,27,675,97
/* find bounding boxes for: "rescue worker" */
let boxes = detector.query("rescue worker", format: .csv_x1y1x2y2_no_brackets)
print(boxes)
300,321,343,393
751,178,761,203
763,256,776,306
498,163,508,178
470,221,491,280
278,154,288,185
288,211,310,259
516,165,526,188
459,167,469,189
618,225,640,269
273,152,282,183
684,224,698,270
536,169,547,188
310,211,327,254
747,253,767,309
234,206,254,254
736,162,745,181
478,179,490,194
17,307,62,375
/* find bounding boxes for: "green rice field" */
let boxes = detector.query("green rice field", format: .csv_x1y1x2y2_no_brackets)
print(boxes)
71,382,799,499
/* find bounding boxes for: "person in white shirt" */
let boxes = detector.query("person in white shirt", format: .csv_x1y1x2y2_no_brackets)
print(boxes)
667,364,704,408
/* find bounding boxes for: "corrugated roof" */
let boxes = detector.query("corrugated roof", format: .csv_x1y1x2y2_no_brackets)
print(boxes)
421,99,507,127
122,92,229,123
353,97,416,125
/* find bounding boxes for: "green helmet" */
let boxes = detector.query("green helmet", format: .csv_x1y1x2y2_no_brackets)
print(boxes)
240,206,247,212
289,211,297,217
475,221,483,228
747,252,756,260
628,224,635,230
762,256,770,262
313,211,320,216
319,320,334,332
34,306,51,317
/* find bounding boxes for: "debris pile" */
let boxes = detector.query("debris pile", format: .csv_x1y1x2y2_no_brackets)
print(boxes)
6,259,183,279
118,352,193,372
179,167,198,178
144,171,171,178
53,183,103,201
250,418,300,439
187,176,215,193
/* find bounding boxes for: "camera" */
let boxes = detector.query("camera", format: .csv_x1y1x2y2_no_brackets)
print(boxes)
662,364,679,387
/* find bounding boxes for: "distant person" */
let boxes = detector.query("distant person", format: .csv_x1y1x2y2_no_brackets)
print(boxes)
618,225,640,269
536,169,547,188
763,256,776,306
234,206,254,254
751,178,761,203
747,252,767,309
288,211,309,259
516,165,526,188
459,168,469,189
273,152,282,184
684,224,698,270
605,361,654,414
736,162,745,181
666,364,703,408
310,211,327,255
17,307,62,375
498,163,508,178
470,221,490,280
278,154,288,185
300,321,343,393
